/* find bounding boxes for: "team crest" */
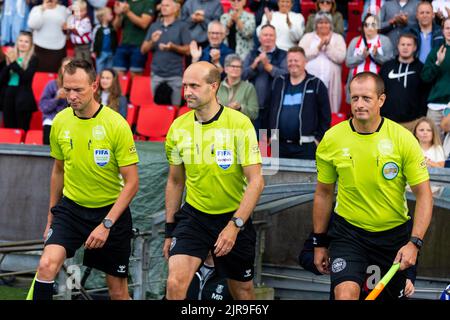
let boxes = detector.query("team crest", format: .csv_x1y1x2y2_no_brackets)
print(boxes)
94,149,110,167
382,162,399,180
331,258,347,273
216,150,233,169
216,285,224,294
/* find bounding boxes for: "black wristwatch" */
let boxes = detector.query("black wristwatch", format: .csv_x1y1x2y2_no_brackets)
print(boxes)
409,236,423,250
231,217,245,230
102,218,114,229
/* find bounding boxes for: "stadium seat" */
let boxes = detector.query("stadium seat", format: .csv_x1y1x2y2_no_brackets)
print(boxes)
331,112,347,127
135,104,176,142
32,72,57,103
177,106,191,117
0,128,25,144
129,75,153,107
24,130,43,145
143,51,152,76
301,1,316,22
221,0,231,12
348,1,364,33
126,104,139,127
29,111,43,130
119,75,131,96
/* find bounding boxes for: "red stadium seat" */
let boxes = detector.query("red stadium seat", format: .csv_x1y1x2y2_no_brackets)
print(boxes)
331,112,347,127
348,1,364,33
24,130,43,145
119,74,131,96
29,111,43,130
32,72,57,103
221,0,232,13
0,128,25,144
129,75,153,107
126,104,139,127
136,104,176,142
177,106,191,117
301,1,316,22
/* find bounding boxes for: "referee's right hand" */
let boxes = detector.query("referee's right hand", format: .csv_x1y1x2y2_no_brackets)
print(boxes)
163,238,172,260
314,247,330,274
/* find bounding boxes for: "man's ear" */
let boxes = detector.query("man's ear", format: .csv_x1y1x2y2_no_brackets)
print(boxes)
378,93,386,109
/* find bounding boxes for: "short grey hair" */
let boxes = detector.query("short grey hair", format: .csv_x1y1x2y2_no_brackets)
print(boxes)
314,11,333,31
207,20,226,33
224,54,242,67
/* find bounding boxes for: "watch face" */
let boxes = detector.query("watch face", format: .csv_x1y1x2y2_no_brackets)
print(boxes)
233,217,244,228
103,219,113,229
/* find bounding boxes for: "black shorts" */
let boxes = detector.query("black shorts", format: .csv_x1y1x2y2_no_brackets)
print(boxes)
45,197,133,278
328,214,409,300
169,202,256,282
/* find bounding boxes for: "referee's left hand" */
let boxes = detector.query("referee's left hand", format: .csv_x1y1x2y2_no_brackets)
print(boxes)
85,224,110,249
214,223,239,257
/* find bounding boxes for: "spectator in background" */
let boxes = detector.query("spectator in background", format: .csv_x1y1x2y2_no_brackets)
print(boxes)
242,24,288,131
94,68,128,119
141,0,190,106
86,0,108,25
1,0,30,46
380,0,420,56
67,0,93,64
380,33,429,131
39,57,71,145
27,0,70,73
441,107,450,161
256,0,305,51
92,6,117,73
413,117,446,167
190,21,234,75
112,0,154,77
220,0,256,60
305,0,344,36
248,0,278,26
181,0,223,49
362,0,386,21
267,46,331,159
300,12,346,114
0,50,6,125
409,1,444,64
346,14,393,103
217,54,259,120
432,0,450,19
0,31,37,131
421,17,450,140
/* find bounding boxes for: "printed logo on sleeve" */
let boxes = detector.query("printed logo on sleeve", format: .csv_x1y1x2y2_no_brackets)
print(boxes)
94,149,110,167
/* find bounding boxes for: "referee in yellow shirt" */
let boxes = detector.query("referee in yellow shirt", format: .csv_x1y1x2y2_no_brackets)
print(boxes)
164,61,264,300
313,72,433,300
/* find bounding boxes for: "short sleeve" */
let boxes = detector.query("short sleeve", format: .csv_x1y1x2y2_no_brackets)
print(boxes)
237,118,261,167
402,132,429,187
113,120,139,167
49,123,64,160
315,135,337,184
165,125,183,165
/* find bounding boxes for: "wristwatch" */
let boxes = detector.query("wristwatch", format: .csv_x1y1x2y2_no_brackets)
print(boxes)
231,217,244,230
102,218,114,229
409,236,423,250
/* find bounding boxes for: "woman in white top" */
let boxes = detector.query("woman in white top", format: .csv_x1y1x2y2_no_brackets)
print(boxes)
413,117,446,167
256,0,304,51
299,12,346,114
27,0,70,72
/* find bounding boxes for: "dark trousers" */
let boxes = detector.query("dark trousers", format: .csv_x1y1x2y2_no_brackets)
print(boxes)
279,141,317,160
2,87,32,131
35,45,67,73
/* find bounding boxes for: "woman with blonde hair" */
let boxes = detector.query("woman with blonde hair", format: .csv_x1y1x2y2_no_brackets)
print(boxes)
0,30,38,130
94,68,128,118
413,117,446,168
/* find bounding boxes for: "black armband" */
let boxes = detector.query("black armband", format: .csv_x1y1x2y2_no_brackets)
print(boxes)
312,233,330,248
165,222,177,238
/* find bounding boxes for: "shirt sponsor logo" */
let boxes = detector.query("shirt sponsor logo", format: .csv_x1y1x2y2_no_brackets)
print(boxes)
92,125,106,140
94,149,110,167
382,162,399,180
129,145,136,154
216,150,233,169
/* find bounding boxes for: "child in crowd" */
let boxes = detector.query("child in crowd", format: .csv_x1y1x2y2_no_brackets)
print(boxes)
94,68,127,119
413,117,446,168
92,6,117,73
67,0,93,64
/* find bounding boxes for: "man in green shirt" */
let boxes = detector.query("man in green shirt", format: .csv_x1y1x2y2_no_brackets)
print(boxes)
313,72,433,300
164,61,264,300
32,60,139,300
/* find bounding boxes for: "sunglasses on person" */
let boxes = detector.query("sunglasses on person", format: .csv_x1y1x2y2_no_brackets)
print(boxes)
364,22,378,28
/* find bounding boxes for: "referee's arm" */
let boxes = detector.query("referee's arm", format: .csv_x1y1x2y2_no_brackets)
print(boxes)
44,159,65,240
214,163,264,257
163,164,186,259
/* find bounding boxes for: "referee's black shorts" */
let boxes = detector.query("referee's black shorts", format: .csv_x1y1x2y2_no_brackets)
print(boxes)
169,202,256,282
328,214,409,300
45,196,133,278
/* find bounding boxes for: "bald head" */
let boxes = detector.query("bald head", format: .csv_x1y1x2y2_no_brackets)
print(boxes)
185,61,221,86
